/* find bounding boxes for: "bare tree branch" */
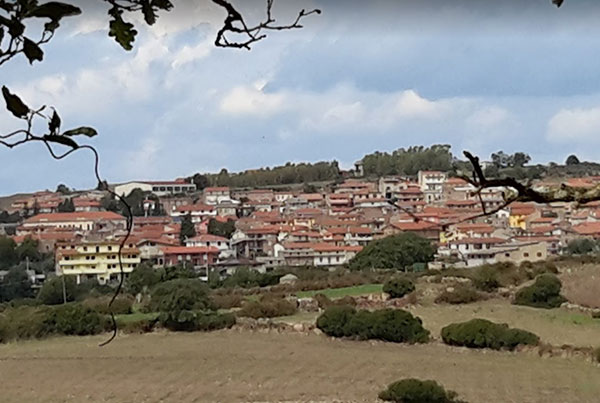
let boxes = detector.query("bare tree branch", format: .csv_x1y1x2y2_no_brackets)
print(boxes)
212,0,320,50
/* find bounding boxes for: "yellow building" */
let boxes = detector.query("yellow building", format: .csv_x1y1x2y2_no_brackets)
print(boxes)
56,240,141,284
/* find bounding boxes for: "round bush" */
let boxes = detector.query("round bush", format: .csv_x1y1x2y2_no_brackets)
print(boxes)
316,305,357,337
441,318,539,350
513,274,566,309
237,295,297,319
379,378,462,403
148,279,213,313
383,277,416,299
44,303,108,336
317,307,429,343
82,295,133,315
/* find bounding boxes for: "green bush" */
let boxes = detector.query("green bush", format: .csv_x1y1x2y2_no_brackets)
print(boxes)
435,285,484,305
592,311,600,319
148,279,213,313
316,307,429,344
43,303,108,336
348,233,435,270
0,303,108,342
117,318,157,334
379,378,463,403
441,318,539,351
82,296,133,315
159,311,235,332
237,296,297,319
383,277,415,299
513,274,567,309
222,267,281,289
315,305,357,337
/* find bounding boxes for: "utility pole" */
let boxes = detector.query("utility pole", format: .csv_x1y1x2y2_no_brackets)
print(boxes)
61,275,67,304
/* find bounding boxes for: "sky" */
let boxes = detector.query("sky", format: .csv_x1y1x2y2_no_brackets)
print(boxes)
2,0,600,195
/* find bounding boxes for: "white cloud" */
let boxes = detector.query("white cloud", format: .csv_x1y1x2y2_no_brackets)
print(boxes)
395,90,443,119
219,84,286,117
547,106,600,143
171,39,212,68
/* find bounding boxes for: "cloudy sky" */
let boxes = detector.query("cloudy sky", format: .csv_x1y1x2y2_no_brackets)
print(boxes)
1,0,600,195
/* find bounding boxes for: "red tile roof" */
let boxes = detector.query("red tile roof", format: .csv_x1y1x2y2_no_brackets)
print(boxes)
161,246,219,255
25,212,124,223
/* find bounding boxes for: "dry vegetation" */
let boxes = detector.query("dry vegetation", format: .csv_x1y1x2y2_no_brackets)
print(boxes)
559,263,600,308
1,331,600,403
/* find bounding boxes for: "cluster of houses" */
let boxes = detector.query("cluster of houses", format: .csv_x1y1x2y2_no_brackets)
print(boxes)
3,172,600,285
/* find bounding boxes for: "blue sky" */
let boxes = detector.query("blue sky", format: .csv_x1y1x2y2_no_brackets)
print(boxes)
1,0,600,195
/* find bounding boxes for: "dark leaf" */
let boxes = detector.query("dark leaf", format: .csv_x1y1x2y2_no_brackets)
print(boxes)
62,126,98,137
6,17,25,37
151,0,173,11
1,86,29,118
48,109,61,134
28,2,81,21
22,37,44,64
44,19,60,32
108,11,137,51
141,0,156,25
43,134,78,149
552,0,564,7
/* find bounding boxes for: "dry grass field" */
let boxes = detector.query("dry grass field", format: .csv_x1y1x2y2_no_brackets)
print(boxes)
1,330,600,403
411,299,600,347
559,264,600,309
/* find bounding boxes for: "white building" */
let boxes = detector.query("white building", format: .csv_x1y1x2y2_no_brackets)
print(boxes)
114,180,196,197
418,171,447,204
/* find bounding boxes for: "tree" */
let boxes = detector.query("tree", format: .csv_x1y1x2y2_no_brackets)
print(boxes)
180,214,196,244
126,262,164,295
57,198,74,213
348,233,435,271
56,184,71,194
15,237,41,262
191,173,210,191
207,218,236,239
0,267,33,302
565,238,598,255
37,276,77,305
511,152,531,168
566,154,580,165
0,236,18,270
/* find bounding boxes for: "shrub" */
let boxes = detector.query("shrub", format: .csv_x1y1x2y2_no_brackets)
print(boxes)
237,296,297,318
159,311,235,332
222,267,281,289
0,303,108,342
471,265,501,291
37,276,78,305
148,279,213,313
316,307,429,343
348,233,435,271
513,274,567,309
435,285,484,305
441,318,539,351
315,305,357,337
383,277,415,299
592,311,600,319
118,318,157,334
82,296,133,315
43,303,108,336
379,378,463,403
211,293,243,310
594,347,600,363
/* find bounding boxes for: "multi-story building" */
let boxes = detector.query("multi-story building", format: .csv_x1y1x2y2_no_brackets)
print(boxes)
56,239,141,284
418,171,447,203
114,180,196,198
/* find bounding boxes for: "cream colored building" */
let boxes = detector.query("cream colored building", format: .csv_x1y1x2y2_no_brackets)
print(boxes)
56,240,141,284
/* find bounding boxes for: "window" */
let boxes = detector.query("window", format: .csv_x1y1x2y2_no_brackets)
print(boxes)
108,246,112,251
83,246,88,251
537,252,542,257
523,252,529,258
505,253,510,258
96,246,100,253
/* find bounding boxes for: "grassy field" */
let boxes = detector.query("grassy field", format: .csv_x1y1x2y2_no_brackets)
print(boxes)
295,283,383,299
411,299,600,347
1,331,599,402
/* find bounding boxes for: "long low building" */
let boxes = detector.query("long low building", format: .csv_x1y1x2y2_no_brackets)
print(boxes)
280,242,362,267
18,212,126,235
114,180,196,197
